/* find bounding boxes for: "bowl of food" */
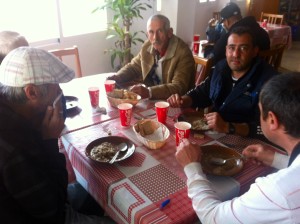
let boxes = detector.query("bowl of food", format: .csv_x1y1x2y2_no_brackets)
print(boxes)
107,89,141,108
133,119,170,150
85,136,135,163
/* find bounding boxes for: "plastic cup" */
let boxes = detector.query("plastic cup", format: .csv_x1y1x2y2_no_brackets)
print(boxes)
174,121,191,146
155,101,169,124
88,87,99,108
193,42,200,54
118,103,133,127
104,80,116,93
193,34,200,42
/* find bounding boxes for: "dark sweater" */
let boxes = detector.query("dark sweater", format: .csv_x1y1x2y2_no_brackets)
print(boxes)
0,100,68,224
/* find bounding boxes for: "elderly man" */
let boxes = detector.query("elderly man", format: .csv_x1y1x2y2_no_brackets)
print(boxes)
167,27,278,137
0,30,29,63
0,47,113,224
176,73,300,223
206,2,270,63
107,14,195,100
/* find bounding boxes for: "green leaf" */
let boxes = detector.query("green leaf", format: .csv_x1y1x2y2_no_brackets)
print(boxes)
95,0,152,69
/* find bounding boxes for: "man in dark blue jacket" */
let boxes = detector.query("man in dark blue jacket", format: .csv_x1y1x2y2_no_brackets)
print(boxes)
167,27,278,137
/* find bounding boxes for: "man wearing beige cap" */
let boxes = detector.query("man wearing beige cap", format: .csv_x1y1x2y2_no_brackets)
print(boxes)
0,47,113,223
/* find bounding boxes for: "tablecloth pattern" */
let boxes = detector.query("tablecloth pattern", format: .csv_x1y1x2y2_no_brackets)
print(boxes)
59,74,280,223
61,114,279,224
260,23,292,49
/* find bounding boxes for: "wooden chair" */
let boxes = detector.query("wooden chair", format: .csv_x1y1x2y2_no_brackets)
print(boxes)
258,44,286,71
49,45,82,78
212,11,221,21
194,55,213,85
260,12,284,25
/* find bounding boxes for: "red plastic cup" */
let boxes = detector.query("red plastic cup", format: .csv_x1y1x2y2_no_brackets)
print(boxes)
104,80,116,93
193,34,200,42
193,42,200,54
174,121,191,146
155,101,169,124
118,103,133,127
88,87,99,108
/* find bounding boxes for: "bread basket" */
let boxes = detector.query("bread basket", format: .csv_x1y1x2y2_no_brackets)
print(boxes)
107,89,141,108
133,119,170,150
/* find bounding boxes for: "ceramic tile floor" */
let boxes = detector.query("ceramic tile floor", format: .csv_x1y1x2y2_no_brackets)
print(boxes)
281,41,300,72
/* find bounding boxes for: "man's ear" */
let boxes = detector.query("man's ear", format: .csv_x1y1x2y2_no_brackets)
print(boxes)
268,111,279,131
167,28,173,38
23,84,39,101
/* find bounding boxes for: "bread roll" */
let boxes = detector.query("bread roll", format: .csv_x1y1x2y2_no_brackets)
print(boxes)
136,120,155,137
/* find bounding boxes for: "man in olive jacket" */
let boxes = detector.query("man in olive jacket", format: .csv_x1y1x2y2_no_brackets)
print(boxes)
107,14,195,100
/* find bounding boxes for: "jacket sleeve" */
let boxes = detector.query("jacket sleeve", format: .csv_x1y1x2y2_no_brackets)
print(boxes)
206,23,224,43
114,53,144,83
186,76,212,109
150,45,196,100
2,138,67,224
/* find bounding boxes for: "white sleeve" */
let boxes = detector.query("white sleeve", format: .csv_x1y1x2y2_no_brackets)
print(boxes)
271,152,289,169
184,162,285,224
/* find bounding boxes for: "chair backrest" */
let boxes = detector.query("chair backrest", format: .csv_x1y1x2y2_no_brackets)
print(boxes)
194,55,213,85
260,12,284,25
213,11,221,21
49,45,82,78
258,44,286,70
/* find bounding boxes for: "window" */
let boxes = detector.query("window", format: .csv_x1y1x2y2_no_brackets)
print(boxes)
0,0,106,44
59,0,106,37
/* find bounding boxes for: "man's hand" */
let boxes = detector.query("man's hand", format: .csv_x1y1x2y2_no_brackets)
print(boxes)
205,112,227,133
208,18,216,27
167,94,184,108
242,144,275,167
129,84,150,99
41,106,65,139
175,139,202,167
106,74,121,83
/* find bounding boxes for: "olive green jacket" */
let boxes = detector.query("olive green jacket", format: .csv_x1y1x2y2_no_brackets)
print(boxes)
116,35,195,100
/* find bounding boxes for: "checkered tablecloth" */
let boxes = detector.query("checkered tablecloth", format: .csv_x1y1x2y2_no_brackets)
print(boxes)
59,74,280,223
259,22,292,49
60,115,279,224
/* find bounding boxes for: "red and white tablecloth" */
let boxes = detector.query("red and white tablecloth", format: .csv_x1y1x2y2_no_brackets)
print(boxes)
259,22,292,49
61,110,279,224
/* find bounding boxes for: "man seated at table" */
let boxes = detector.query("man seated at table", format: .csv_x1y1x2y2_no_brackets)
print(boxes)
175,72,300,223
0,30,29,63
107,14,195,100
167,27,278,137
205,2,270,63
0,47,114,224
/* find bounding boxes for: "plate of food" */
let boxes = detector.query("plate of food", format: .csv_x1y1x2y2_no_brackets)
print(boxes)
107,89,141,108
85,136,135,163
177,111,209,131
200,145,244,176
64,96,79,111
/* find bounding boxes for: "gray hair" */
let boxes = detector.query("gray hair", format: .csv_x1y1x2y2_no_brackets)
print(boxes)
0,84,48,104
0,31,29,63
147,14,171,31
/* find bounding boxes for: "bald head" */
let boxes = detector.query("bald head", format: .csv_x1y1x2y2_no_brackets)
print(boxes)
0,31,29,63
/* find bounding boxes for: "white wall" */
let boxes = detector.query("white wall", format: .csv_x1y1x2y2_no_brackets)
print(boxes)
37,0,247,77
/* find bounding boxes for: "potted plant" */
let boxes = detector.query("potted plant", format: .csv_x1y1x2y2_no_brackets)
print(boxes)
93,0,152,70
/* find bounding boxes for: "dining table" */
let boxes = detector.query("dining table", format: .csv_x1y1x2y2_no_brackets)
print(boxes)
59,73,284,224
258,22,293,49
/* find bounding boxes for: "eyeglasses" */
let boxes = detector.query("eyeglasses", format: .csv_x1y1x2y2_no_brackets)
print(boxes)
226,45,252,53
53,92,63,108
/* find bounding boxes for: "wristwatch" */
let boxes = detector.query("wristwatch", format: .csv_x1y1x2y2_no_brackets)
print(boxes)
228,122,235,134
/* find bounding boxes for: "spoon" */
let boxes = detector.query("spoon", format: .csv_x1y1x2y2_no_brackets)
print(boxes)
109,143,128,164
210,155,245,166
